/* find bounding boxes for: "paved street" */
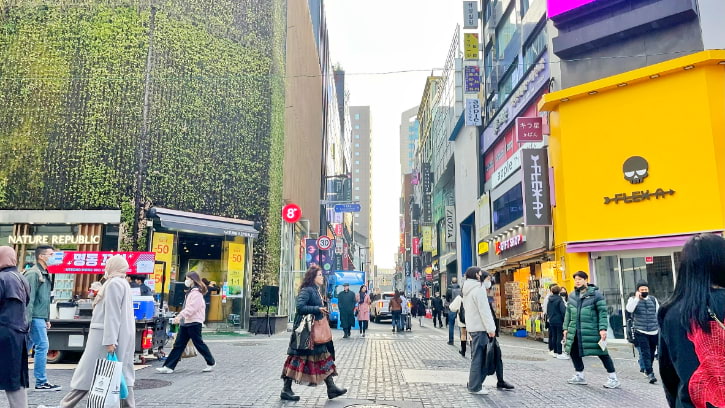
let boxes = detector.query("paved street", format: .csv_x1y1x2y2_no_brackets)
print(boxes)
19,319,668,408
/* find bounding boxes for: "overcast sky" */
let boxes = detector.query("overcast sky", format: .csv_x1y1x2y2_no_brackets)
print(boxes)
325,0,461,268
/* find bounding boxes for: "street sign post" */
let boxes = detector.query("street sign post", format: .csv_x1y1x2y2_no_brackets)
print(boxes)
334,203,361,213
317,235,333,250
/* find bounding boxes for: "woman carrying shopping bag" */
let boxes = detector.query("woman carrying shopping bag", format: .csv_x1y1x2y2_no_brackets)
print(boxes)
156,272,215,374
280,266,347,401
56,255,136,407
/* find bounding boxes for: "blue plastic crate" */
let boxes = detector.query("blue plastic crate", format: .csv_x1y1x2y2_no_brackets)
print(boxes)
133,296,155,320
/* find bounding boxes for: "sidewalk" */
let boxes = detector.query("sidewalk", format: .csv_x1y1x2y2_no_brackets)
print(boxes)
22,319,668,408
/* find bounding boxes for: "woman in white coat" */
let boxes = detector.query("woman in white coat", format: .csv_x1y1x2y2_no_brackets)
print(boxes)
58,255,136,407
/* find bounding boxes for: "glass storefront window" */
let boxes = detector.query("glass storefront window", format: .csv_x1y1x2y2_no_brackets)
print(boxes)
595,256,625,339
492,183,523,230
496,5,517,61
523,27,546,73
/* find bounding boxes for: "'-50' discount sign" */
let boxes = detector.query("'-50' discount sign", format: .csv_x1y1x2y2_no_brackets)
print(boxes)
47,252,156,274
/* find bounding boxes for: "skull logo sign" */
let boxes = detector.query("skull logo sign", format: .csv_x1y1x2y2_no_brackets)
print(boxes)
623,156,649,184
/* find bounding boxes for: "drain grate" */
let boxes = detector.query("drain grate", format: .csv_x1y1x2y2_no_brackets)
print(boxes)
134,379,172,390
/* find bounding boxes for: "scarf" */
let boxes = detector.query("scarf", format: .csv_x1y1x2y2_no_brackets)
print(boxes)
0,246,17,269
93,255,129,307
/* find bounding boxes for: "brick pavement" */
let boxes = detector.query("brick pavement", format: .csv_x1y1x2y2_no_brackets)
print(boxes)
18,320,668,408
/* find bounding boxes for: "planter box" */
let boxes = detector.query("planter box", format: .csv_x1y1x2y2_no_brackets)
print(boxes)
249,315,288,335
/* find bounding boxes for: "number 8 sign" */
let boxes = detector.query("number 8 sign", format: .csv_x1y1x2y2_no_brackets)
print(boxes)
281,203,302,223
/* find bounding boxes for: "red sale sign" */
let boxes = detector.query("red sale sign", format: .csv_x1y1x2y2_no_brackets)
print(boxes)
47,252,156,274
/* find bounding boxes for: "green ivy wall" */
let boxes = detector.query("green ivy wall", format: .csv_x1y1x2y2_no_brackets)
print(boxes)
0,0,287,302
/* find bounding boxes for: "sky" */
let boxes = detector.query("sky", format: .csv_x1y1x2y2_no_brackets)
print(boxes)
325,0,461,268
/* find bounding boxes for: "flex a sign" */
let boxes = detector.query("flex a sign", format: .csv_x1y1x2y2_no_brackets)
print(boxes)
521,148,552,226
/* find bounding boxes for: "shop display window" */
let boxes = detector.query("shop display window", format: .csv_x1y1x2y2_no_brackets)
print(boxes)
493,183,523,230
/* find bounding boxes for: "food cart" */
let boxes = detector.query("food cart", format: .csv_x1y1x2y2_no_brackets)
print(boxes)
45,251,171,364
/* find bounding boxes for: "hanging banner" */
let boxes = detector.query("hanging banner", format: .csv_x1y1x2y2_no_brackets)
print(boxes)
305,238,319,269
465,99,482,126
151,232,174,292
47,252,155,275
412,237,421,256
445,206,456,243
463,1,479,29
521,148,553,226
464,33,479,60
464,66,481,93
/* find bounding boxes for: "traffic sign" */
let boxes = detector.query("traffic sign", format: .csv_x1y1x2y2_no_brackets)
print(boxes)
317,235,333,250
334,203,361,213
281,203,302,223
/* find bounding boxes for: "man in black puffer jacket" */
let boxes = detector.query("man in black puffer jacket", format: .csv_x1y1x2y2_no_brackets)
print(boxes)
547,285,568,359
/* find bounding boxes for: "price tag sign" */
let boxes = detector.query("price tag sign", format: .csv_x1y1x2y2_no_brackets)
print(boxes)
227,242,246,287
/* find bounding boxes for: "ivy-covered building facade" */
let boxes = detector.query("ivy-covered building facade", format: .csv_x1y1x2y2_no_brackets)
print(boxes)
0,0,287,329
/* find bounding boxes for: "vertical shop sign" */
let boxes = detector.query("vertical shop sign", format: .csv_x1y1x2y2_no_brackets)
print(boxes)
422,226,434,252
463,1,479,29
422,163,432,194
412,237,421,256
227,242,246,290
465,99,482,126
516,117,543,143
521,148,552,226
445,206,456,243
464,66,481,93
476,194,491,241
305,238,319,269
151,232,174,292
464,33,479,60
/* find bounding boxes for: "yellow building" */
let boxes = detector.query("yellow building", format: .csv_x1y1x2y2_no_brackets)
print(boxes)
539,50,725,341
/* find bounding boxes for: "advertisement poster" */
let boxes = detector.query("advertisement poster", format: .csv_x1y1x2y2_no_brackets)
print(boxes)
151,232,174,292
465,99,482,126
226,242,246,294
464,65,481,93
422,226,434,252
48,252,155,274
464,33,479,60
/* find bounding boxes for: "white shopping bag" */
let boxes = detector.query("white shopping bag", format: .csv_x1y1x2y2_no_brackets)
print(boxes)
87,357,123,408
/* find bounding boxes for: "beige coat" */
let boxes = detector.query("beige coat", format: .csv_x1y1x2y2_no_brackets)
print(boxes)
70,277,136,390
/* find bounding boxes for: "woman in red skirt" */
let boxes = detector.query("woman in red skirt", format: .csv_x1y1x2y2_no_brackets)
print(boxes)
281,266,347,401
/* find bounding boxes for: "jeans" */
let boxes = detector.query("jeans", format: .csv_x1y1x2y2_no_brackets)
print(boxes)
29,318,49,386
549,323,563,354
163,323,215,369
569,336,616,373
634,332,659,375
391,311,402,331
467,332,490,392
636,346,646,371
448,312,457,342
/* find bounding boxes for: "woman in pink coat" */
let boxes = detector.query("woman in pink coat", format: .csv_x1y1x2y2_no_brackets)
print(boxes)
355,285,371,337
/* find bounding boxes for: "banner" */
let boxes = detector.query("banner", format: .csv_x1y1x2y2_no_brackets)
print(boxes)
412,237,421,256
463,1,479,29
521,148,552,226
151,232,174,292
465,99,482,126
227,242,246,292
305,238,319,269
464,33,479,60
48,252,155,274
464,66,481,93
445,206,456,243
422,226,434,253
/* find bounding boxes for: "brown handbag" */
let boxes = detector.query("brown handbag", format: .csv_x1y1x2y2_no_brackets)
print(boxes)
312,316,332,344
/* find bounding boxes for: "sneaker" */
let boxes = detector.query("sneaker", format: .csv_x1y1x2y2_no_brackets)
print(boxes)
35,383,62,392
549,350,556,357
604,378,621,389
468,387,490,395
202,363,216,372
567,375,587,385
648,373,657,384
156,366,174,374
556,354,571,360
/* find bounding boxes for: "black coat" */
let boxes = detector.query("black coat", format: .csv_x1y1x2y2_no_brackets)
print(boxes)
337,290,356,328
287,286,333,356
0,266,30,391
431,297,444,311
547,294,567,325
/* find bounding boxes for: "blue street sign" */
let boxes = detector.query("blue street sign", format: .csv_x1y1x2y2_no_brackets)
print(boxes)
334,203,361,213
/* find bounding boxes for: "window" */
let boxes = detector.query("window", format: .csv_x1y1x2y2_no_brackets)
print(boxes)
498,59,520,103
355,168,360,173
354,113,360,120
355,160,360,165
519,0,530,18
355,134,360,139
355,151,360,156
496,5,517,60
355,186,360,191
523,26,546,72
354,124,360,129
355,143,359,148
355,178,360,182
492,183,523,230
355,195,360,200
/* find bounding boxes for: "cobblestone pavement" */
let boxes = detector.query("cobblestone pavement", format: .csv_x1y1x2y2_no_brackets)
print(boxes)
18,319,668,408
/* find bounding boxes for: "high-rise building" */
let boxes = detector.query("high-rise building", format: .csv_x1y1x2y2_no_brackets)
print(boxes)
399,106,419,175
350,106,372,271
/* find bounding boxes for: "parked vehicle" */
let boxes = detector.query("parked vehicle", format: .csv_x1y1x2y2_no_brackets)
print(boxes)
370,292,396,323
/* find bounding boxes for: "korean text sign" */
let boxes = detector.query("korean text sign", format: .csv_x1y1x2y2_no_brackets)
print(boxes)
47,252,156,274
516,117,543,143
151,232,174,292
227,242,246,290
521,148,552,226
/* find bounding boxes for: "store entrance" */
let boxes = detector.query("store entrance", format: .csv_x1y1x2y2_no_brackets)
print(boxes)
594,254,676,340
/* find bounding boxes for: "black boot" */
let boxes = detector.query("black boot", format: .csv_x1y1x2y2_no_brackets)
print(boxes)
325,376,347,399
460,341,467,357
280,378,300,401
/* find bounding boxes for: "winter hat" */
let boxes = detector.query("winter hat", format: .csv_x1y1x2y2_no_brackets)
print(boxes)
0,246,17,269
636,281,649,291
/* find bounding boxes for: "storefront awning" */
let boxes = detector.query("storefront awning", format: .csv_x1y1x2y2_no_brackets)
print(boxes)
148,207,259,239
565,232,721,253
482,259,506,271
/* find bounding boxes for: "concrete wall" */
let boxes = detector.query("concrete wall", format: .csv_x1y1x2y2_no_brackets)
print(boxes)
283,0,323,232
350,106,372,244
454,126,480,276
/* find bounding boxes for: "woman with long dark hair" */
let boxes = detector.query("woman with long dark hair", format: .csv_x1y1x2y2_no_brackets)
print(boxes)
280,266,346,401
156,271,215,374
658,234,725,407
355,285,371,337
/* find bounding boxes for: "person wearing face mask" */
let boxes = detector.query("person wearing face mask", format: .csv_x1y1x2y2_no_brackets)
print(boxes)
156,272,215,374
625,281,659,384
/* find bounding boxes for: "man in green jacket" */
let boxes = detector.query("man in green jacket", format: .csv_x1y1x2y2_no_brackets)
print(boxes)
563,271,620,389
25,245,62,392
